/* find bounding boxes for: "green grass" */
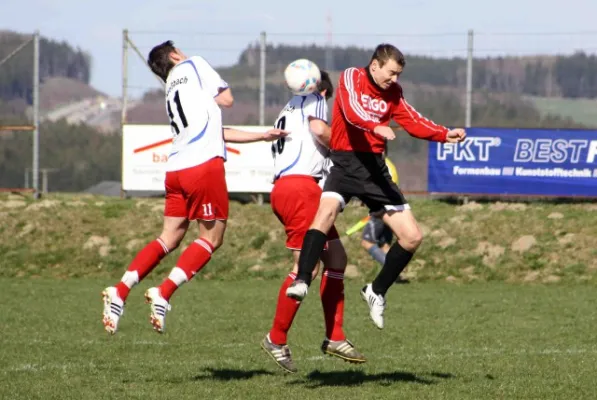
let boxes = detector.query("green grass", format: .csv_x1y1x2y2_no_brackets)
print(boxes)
3,193,597,283
2,193,596,397
526,95,597,128
1,278,596,399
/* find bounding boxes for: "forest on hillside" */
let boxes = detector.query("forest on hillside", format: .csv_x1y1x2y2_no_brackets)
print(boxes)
0,34,594,192
235,45,597,98
0,120,120,192
0,31,91,104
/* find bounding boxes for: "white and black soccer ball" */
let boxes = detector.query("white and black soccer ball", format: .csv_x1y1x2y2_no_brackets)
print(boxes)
284,59,321,96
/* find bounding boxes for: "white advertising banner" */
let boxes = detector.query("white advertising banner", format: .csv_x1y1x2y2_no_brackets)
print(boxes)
122,124,275,193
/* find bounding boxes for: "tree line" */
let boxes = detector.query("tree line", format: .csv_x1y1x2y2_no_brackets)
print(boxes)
237,44,597,98
0,31,91,104
0,120,120,192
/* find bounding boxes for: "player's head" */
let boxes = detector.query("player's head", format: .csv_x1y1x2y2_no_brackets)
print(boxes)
147,40,187,83
317,70,334,100
368,44,405,90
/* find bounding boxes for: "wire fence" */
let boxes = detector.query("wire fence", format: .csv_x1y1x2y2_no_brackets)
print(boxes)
122,29,597,116
118,30,597,192
3,29,596,194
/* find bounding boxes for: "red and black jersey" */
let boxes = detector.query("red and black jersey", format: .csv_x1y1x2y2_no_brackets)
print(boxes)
330,67,449,153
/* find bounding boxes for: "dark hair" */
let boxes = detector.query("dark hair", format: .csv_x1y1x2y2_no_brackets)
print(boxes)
317,70,334,100
147,40,177,82
369,44,406,68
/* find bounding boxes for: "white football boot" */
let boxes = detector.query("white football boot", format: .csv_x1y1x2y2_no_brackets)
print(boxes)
102,287,124,335
360,283,386,329
285,280,309,301
144,287,171,334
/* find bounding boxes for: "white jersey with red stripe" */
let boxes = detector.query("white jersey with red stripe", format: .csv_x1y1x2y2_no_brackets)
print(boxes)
164,55,229,172
271,93,330,180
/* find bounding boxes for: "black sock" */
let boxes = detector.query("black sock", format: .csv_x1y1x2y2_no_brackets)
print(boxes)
296,229,328,285
372,242,413,296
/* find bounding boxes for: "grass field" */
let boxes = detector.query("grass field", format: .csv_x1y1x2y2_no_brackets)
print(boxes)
1,194,596,398
2,193,597,398
1,278,596,399
2,193,597,283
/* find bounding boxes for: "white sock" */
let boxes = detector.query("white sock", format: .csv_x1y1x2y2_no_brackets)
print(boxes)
121,271,139,289
167,267,188,287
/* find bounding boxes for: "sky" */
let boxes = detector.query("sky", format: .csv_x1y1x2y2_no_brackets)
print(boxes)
2,0,597,98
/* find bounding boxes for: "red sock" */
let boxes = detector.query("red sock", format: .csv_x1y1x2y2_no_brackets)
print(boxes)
269,273,301,345
320,269,346,341
158,238,214,301
115,238,169,300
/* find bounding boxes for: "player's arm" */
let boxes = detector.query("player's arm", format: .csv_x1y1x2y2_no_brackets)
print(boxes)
193,56,234,108
391,97,449,142
308,117,331,147
336,68,379,133
215,87,234,108
306,94,331,147
223,127,288,143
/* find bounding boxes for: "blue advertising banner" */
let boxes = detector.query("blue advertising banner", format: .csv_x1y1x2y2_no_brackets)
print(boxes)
428,128,597,196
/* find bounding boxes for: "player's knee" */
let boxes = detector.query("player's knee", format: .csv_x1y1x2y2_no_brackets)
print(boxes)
313,208,336,231
319,208,335,223
159,234,184,251
405,229,423,250
210,235,224,250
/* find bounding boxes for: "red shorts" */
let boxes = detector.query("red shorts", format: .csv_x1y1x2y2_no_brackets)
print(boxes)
164,157,229,221
271,175,340,250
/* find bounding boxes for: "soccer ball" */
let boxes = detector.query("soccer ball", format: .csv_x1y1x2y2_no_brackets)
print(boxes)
284,59,321,96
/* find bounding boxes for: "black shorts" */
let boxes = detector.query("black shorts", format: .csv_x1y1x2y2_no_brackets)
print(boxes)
362,215,394,246
322,151,409,213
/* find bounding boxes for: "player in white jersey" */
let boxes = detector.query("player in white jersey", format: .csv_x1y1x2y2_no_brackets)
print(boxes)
102,40,286,335
261,71,366,373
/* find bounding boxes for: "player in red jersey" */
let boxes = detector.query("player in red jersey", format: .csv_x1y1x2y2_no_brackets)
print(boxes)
260,71,366,373
286,44,466,330
101,40,286,335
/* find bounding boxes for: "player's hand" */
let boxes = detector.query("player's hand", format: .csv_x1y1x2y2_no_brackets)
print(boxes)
262,129,289,142
373,125,396,140
446,128,466,143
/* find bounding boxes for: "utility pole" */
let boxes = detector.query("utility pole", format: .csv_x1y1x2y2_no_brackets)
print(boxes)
32,30,41,198
259,31,266,126
465,29,474,128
